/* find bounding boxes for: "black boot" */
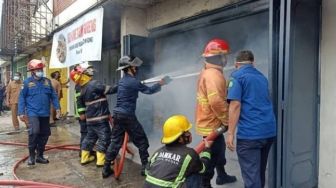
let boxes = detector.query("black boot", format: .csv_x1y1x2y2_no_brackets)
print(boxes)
36,151,49,164
27,149,35,166
216,166,237,185
102,161,114,178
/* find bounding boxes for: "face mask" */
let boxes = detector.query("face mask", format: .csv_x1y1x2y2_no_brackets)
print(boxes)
35,71,44,78
13,76,20,81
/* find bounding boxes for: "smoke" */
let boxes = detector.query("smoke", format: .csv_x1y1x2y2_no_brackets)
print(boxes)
135,11,270,150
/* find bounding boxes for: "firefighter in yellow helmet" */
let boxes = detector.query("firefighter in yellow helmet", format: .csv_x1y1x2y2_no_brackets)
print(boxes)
70,63,118,167
144,115,212,188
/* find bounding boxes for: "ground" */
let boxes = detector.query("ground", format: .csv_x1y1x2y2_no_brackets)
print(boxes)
0,111,245,188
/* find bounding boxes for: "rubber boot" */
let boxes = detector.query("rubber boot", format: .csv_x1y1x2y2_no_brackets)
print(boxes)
215,165,237,185
81,150,95,165
27,149,35,166
102,161,114,178
36,154,49,164
96,151,105,167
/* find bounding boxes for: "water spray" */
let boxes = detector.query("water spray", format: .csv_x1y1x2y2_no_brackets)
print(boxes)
141,64,236,84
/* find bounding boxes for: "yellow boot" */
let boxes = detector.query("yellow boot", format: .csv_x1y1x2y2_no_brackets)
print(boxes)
96,151,105,167
81,150,95,165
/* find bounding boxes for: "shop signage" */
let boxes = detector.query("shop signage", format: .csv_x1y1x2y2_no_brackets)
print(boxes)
50,7,103,68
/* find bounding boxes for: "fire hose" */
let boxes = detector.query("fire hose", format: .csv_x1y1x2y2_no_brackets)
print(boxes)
194,126,228,154
108,116,134,179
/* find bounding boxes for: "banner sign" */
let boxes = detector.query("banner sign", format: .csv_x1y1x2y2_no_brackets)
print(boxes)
50,8,103,68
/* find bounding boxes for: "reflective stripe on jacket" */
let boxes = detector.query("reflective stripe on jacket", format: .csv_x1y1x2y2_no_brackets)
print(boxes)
79,80,117,125
74,85,85,118
144,144,211,188
195,63,229,136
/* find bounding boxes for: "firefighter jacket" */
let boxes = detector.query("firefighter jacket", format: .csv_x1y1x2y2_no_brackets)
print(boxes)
113,73,161,116
78,80,117,125
18,77,60,117
74,84,85,118
195,62,229,136
144,144,211,188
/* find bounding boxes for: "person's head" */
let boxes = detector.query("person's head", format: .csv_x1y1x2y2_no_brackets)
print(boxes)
27,59,45,80
70,64,93,86
50,71,59,79
13,72,21,81
161,115,193,146
235,50,254,69
202,38,230,67
116,56,143,76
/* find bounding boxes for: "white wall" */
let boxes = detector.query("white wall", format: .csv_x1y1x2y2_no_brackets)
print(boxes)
319,0,336,187
120,6,147,55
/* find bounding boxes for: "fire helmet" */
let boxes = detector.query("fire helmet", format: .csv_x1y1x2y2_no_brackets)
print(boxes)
161,115,192,144
202,38,230,57
116,56,143,71
27,59,45,71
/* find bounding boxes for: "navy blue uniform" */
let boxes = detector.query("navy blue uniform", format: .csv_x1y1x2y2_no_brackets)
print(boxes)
78,79,117,153
228,64,276,188
18,76,60,159
106,73,161,166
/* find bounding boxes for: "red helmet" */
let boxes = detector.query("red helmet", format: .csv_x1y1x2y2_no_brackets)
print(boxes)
202,38,230,57
27,59,45,71
70,69,82,84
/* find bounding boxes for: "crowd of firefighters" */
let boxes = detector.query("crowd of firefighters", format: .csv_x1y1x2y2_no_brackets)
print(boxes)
1,38,276,188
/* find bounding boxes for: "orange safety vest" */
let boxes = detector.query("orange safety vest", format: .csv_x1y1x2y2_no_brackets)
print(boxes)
195,63,229,136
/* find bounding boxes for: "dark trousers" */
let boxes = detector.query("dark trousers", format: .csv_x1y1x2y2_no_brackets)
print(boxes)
81,121,111,152
79,119,88,148
201,134,226,187
106,113,149,165
27,116,51,156
237,137,275,188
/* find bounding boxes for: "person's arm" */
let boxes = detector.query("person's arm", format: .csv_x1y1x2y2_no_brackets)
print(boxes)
137,81,161,94
18,81,28,118
206,72,229,126
226,77,242,151
49,80,61,111
227,100,241,151
56,81,62,99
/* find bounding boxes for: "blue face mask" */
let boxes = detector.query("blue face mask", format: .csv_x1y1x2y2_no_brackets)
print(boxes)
35,71,44,78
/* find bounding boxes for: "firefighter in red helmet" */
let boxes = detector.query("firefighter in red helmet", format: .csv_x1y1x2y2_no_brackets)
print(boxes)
18,59,61,166
195,39,237,187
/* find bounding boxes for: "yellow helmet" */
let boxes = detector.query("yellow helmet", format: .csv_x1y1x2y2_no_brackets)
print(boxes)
161,115,192,144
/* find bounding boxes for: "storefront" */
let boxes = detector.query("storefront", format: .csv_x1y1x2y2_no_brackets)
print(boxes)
123,0,320,187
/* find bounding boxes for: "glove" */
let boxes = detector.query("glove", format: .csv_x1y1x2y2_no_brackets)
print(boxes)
160,76,172,85
56,110,61,119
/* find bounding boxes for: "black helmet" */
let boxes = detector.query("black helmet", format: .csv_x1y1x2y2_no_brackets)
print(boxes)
116,56,143,71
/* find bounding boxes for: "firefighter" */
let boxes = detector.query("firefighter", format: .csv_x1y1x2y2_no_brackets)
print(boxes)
195,39,237,187
70,67,90,158
71,62,118,167
102,56,171,178
144,115,212,188
18,59,60,166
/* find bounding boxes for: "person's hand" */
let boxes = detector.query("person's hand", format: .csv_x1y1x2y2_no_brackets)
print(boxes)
204,138,214,148
226,133,235,151
159,76,172,86
19,115,26,122
80,114,86,121
56,110,61,119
